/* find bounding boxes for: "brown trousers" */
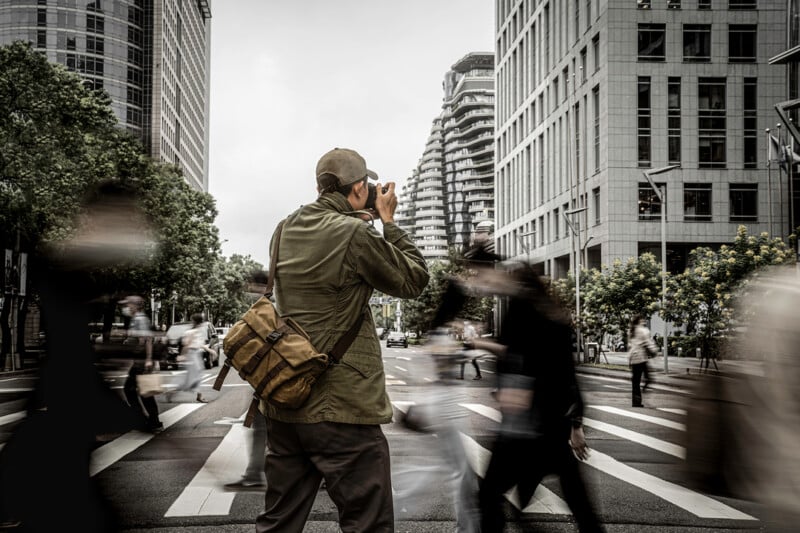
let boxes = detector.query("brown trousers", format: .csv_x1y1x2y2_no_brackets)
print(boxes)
255,417,394,533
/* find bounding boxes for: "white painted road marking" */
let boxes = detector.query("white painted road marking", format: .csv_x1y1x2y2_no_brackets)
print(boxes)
582,418,685,459
0,410,25,427
90,403,204,477
462,403,752,520
588,405,686,431
164,411,249,517
580,373,691,395
657,407,687,416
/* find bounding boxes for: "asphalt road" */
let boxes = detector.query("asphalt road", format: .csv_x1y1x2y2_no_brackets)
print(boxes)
0,345,765,532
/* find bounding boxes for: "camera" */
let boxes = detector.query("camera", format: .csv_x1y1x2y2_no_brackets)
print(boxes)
365,183,389,211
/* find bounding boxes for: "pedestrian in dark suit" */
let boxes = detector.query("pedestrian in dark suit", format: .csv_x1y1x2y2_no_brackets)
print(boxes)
439,244,604,533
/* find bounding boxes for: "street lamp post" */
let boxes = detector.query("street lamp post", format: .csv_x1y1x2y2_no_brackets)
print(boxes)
564,206,588,362
642,164,680,374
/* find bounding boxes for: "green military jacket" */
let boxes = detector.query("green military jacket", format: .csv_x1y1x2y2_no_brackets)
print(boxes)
261,192,429,424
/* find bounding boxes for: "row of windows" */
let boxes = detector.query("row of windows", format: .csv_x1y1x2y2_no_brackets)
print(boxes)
638,76,757,169
505,180,758,257
638,24,757,63
637,0,756,8
638,183,758,222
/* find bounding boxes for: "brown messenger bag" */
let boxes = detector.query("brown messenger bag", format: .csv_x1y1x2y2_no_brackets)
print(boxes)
212,220,364,427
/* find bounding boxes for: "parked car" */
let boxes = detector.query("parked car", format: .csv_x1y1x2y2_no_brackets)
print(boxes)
161,321,220,370
386,331,408,348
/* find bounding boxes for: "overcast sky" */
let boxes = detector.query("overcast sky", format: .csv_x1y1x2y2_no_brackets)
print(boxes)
208,1,495,267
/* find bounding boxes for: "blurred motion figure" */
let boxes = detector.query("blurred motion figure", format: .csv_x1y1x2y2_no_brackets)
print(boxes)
685,266,800,532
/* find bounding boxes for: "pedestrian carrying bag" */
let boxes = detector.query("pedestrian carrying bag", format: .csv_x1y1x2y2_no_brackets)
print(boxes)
213,220,364,427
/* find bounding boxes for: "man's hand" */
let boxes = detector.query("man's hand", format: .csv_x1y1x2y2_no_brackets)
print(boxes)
374,182,397,224
569,426,590,461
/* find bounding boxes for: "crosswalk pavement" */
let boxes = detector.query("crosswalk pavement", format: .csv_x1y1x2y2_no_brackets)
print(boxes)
78,391,758,525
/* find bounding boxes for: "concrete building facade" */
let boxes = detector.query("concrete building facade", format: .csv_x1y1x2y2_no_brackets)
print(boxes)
494,0,788,278
0,0,212,191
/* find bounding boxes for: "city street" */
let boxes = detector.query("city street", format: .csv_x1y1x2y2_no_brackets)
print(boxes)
0,346,763,533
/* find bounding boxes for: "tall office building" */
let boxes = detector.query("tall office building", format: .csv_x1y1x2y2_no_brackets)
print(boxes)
0,0,212,191
399,52,495,261
494,0,787,278
769,0,800,230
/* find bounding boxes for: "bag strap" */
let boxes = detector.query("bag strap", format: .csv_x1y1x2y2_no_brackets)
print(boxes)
265,218,364,365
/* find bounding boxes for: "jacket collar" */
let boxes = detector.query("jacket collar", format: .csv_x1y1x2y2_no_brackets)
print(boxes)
316,192,353,213
315,193,375,224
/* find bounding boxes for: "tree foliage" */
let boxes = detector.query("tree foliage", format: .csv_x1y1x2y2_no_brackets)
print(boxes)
401,248,493,337
663,225,793,356
552,254,662,349
0,42,226,355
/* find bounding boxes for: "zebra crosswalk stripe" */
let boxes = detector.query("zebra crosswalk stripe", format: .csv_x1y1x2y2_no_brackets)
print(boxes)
164,410,250,517
462,403,754,520
90,403,204,477
588,405,686,431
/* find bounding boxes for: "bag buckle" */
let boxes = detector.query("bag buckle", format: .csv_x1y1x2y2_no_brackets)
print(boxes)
266,331,283,343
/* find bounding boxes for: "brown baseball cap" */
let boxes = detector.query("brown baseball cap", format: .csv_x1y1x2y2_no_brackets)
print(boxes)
315,148,379,188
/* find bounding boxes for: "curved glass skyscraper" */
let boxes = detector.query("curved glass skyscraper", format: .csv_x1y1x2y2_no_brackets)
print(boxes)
0,0,211,190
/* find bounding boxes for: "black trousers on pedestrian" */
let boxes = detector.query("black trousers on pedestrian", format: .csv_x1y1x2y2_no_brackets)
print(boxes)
479,435,604,533
256,417,394,533
631,362,650,407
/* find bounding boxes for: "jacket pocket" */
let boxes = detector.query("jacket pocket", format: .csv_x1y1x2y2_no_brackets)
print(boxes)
340,353,381,378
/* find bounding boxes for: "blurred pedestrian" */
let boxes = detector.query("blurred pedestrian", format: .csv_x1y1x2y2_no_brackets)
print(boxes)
444,244,603,533
0,179,158,532
627,314,656,408
254,147,428,532
684,266,800,532
168,313,208,403
122,295,163,431
459,321,483,380
224,412,268,491
392,328,481,532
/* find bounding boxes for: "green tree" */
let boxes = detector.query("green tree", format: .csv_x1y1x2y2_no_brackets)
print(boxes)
553,254,662,350
663,225,793,357
0,41,222,355
401,248,492,338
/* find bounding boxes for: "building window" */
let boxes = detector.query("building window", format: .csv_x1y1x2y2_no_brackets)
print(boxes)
699,0,711,7
36,30,46,48
637,0,651,8
86,35,104,55
729,0,756,8
593,85,600,173
580,47,587,84
639,182,665,220
729,25,757,62
553,78,559,111
37,8,47,26
684,184,712,221
730,184,757,221
86,13,104,34
638,77,651,167
668,77,681,164
553,208,560,241
593,187,601,225
592,33,600,72
668,0,681,8
684,25,711,62
744,78,757,169
638,24,666,61
66,36,75,50
575,102,581,181
698,78,726,168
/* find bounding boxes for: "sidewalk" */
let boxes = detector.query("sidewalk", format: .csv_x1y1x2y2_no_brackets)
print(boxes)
575,351,764,390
